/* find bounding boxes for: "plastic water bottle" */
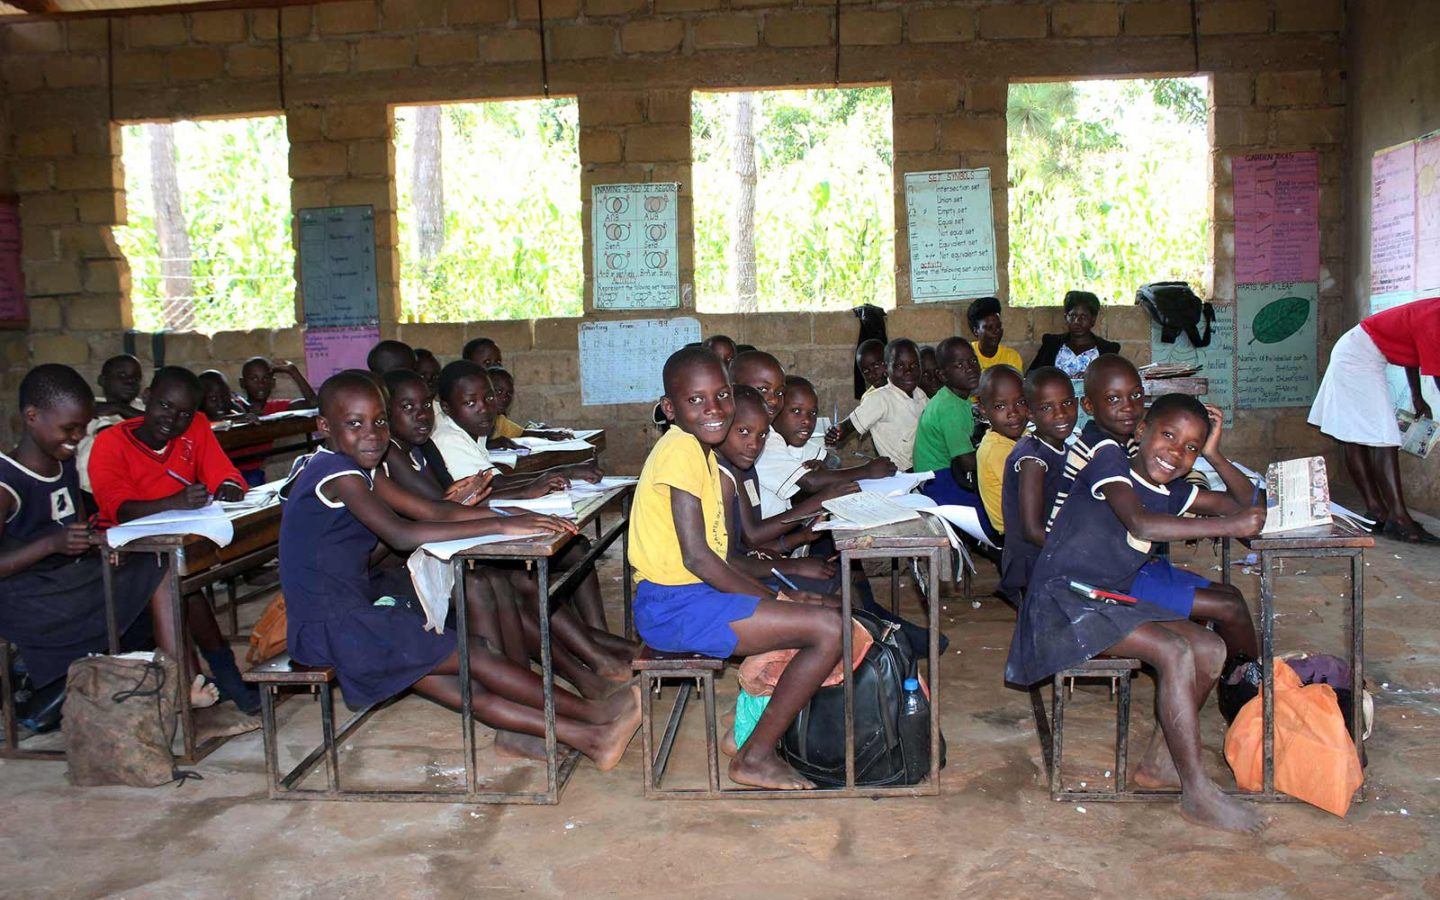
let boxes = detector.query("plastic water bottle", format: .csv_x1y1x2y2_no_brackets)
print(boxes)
898,676,930,783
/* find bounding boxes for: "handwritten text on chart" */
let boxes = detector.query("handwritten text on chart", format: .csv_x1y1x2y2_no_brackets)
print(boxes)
304,325,381,385
593,183,680,310
904,169,998,302
1150,312,1237,416
1371,142,1417,294
579,317,700,406
299,205,380,329
1236,281,1318,409
1234,152,1320,283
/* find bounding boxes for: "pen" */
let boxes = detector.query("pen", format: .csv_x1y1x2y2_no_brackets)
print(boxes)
1249,479,1261,507
771,568,801,592
166,469,193,487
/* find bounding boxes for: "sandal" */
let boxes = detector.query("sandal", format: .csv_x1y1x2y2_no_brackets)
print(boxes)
1382,520,1440,544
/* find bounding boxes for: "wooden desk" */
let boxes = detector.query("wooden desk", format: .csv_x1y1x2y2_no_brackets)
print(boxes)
1142,376,1209,398
101,500,283,763
445,482,634,805
828,516,948,797
495,430,607,477
1223,520,1372,800
215,417,321,466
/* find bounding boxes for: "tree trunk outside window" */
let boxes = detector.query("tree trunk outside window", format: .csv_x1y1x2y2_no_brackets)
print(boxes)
146,122,195,332
730,92,758,313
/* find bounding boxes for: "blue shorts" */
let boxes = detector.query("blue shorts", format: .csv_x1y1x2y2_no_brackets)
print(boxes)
1128,558,1209,617
634,581,761,659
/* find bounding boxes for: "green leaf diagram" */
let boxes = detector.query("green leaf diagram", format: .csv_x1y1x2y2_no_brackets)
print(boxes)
1248,295,1310,345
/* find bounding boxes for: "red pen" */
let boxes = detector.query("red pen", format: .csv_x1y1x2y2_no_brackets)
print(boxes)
1069,580,1138,605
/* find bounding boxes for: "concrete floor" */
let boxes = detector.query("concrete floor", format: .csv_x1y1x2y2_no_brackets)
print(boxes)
1,530,1437,899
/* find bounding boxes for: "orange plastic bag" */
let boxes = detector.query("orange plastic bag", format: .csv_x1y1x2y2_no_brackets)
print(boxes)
245,594,287,665
1224,659,1363,816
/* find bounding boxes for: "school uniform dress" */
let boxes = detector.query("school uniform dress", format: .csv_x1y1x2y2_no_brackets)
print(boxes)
0,454,159,688
279,449,454,708
848,382,928,472
87,412,246,528
718,457,840,597
628,429,759,659
1308,297,1440,447
1046,419,1137,531
1004,443,1201,686
998,435,1067,602
753,430,824,518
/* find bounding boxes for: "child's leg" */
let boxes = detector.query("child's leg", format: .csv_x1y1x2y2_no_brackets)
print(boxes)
147,571,259,713
1105,620,1265,833
482,569,529,666
1189,582,1258,662
554,541,609,631
507,571,631,680
726,600,843,790
413,639,640,770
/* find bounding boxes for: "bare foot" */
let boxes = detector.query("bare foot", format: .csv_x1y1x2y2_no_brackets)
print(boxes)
593,654,635,683
587,686,642,772
721,726,738,758
572,669,632,701
1132,728,1181,789
1179,784,1268,834
594,677,641,720
728,747,816,790
494,730,550,761
592,630,640,656
189,675,219,709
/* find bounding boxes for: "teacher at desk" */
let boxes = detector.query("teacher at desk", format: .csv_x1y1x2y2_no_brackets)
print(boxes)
1027,290,1121,377
1308,296,1440,544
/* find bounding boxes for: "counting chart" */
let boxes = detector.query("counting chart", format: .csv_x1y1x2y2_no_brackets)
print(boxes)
579,317,701,406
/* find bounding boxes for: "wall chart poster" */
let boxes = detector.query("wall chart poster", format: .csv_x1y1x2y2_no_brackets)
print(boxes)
298,205,379,328
1233,152,1320,283
1236,282,1319,409
578,317,700,406
304,325,380,385
904,168,998,302
1150,311,1237,415
1414,130,1440,292
1370,141,1416,294
592,183,679,310
0,198,24,323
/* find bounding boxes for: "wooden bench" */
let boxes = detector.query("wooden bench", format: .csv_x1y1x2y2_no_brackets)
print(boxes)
635,646,726,799
244,652,361,799
1030,657,1143,801
0,639,65,761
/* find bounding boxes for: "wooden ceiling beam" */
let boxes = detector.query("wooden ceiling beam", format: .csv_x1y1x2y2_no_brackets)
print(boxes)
6,0,62,13
1,0,358,22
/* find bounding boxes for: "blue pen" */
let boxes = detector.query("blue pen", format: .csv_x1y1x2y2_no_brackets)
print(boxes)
771,567,801,592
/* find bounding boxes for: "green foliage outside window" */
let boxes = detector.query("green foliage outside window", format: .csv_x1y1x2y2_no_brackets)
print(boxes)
1006,78,1211,307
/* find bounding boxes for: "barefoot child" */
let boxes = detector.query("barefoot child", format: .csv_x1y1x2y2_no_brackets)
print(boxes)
1005,393,1265,832
975,366,1030,540
998,367,1077,602
914,337,983,508
1,365,216,715
631,346,842,789
826,339,928,472
280,371,639,767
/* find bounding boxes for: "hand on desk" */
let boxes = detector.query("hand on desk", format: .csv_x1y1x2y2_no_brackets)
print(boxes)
862,458,898,479
817,480,860,501
524,473,571,498
214,483,246,503
562,461,603,484
445,471,494,506
49,523,93,556
506,512,578,537
172,482,211,510
1225,505,1267,539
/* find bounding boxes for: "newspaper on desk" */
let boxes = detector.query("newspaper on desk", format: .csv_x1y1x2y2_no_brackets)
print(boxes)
1192,457,1372,532
1262,456,1333,534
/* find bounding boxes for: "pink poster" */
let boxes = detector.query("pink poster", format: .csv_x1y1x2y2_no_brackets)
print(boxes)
1371,141,1417,294
304,325,380,385
1234,152,1320,283
1415,132,1440,293
0,199,25,323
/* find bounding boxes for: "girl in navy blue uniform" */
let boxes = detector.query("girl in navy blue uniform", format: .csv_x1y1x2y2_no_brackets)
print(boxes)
280,371,640,766
998,367,1077,603
0,365,243,715
1005,394,1267,833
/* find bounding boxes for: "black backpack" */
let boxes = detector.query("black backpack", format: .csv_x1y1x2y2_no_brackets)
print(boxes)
780,609,946,787
1135,282,1216,348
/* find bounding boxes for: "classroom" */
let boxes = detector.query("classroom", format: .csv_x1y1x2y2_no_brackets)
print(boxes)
0,0,1437,895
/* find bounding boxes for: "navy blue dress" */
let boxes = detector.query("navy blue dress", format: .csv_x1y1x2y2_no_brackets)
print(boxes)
1004,440,1196,686
279,449,455,708
1046,420,1137,531
998,435,1067,602
0,453,158,687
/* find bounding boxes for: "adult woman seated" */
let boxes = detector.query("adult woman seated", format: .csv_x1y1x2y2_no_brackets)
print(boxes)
1028,290,1121,378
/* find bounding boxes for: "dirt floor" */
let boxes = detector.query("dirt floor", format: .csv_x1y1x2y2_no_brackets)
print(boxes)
1,520,1437,899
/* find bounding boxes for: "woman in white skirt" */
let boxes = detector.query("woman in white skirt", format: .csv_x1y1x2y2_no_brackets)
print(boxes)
1308,296,1440,543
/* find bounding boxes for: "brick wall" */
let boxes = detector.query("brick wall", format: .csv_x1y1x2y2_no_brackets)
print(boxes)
0,0,1352,481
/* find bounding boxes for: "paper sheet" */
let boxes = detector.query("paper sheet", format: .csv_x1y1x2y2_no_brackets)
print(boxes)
490,494,577,517
1371,140,1417,294
855,471,935,497
1233,152,1320,283
304,326,380,385
298,205,380,327
105,504,236,548
593,183,681,310
1415,131,1440,292
406,532,547,633
488,451,520,468
578,317,701,406
570,429,603,441
510,437,596,453
258,408,318,422
905,168,998,301
0,199,24,323
568,476,638,495
917,504,998,549
820,492,921,529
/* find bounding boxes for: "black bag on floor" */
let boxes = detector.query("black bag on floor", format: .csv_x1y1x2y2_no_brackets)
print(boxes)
780,610,945,787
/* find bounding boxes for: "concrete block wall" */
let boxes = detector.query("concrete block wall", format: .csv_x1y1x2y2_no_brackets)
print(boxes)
0,0,1351,479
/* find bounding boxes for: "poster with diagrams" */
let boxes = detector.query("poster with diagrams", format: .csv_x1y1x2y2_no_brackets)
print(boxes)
298,205,379,328
592,183,680,310
1236,282,1318,409
1233,152,1320,283
578,317,701,406
904,168,998,302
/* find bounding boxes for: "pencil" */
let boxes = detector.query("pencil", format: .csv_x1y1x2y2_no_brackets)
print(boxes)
166,469,193,487
771,568,801,592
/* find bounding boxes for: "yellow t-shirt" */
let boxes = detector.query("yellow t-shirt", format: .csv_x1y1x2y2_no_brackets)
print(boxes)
628,428,729,586
977,430,1017,534
973,342,1024,374
491,414,524,439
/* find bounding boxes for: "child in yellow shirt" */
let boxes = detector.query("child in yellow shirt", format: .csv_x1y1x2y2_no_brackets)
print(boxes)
975,365,1030,537
629,346,843,791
